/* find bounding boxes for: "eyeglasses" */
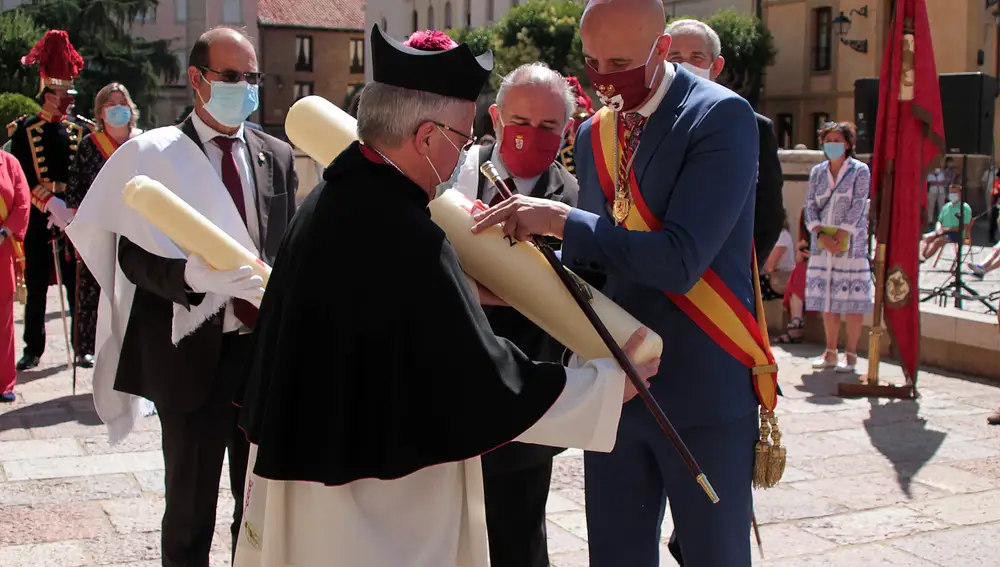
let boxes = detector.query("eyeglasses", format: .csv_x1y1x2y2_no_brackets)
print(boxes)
434,121,477,151
200,66,265,85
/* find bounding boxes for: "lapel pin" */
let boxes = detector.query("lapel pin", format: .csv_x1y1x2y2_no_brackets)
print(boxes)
258,151,266,164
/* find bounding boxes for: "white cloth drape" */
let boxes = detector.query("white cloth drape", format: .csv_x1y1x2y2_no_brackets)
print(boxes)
66,126,260,444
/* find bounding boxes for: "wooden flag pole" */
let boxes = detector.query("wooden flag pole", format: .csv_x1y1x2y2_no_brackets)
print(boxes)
837,160,916,400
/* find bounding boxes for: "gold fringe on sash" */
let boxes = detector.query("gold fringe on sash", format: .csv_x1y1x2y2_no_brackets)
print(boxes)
749,251,786,489
753,406,786,489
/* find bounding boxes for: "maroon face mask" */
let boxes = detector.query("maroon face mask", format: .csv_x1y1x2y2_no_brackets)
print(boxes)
56,95,74,116
499,123,564,179
585,41,662,112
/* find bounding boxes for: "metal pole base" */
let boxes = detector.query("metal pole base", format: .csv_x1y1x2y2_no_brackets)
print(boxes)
836,380,917,399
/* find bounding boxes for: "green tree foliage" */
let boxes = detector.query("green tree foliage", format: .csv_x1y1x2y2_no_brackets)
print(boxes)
674,9,777,107
0,12,46,98
0,93,42,144
447,0,585,91
447,26,496,60
5,0,179,127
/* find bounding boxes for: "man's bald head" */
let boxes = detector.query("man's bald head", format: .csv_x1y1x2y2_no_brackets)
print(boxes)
188,26,257,73
580,0,669,75
580,0,670,110
186,26,259,132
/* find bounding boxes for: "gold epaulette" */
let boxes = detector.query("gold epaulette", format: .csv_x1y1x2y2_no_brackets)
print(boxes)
6,114,28,138
66,121,85,154
30,184,54,211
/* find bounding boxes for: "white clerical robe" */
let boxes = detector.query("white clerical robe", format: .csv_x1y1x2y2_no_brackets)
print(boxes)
234,357,626,567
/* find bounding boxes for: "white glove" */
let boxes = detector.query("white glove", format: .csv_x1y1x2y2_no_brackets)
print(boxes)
44,197,74,230
183,254,264,306
46,214,69,230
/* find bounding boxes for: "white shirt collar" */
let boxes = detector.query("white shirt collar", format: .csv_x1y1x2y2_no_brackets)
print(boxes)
635,62,675,117
190,110,246,145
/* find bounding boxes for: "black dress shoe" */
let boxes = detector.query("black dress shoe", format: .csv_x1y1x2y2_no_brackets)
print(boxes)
15,354,40,371
0,392,15,403
77,354,95,368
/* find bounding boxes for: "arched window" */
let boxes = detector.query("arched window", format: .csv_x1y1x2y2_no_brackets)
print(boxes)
486,0,494,22
427,6,435,29
412,10,418,32
463,0,471,27
444,2,452,28
380,16,387,32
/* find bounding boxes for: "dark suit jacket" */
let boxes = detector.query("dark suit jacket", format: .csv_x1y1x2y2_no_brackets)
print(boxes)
473,144,580,475
114,119,299,413
755,113,785,261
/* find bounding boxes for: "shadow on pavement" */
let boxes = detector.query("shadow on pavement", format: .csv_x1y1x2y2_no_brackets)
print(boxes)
794,370,849,406
15,363,70,386
13,311,63,326
864,398,946,498
776,342,949,497
0,394,101,433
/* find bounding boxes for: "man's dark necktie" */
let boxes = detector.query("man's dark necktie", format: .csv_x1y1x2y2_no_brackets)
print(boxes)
489,177,517,206
213,136,258,329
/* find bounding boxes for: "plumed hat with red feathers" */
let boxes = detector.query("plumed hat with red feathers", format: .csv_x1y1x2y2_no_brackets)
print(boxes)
565,76,594,121
21,30,84,95
403,30,459,52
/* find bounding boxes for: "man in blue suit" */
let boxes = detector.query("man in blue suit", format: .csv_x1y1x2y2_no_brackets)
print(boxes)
470,0,763,564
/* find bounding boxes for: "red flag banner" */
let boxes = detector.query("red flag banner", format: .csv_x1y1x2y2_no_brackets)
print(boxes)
869,0,946,385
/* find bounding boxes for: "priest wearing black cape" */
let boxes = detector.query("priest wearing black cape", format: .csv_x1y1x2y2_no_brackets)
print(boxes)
233,26,658,567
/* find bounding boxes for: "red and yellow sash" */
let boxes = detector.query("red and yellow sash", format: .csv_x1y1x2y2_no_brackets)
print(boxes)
90,131,120,161
590,107,779,411
0,191,26,300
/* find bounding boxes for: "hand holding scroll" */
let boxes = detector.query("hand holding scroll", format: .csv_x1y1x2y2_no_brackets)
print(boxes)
184,254,264,307
470,194,572,241
621,327,659,403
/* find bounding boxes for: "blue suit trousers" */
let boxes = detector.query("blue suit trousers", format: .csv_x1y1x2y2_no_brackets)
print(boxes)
584,405,758,566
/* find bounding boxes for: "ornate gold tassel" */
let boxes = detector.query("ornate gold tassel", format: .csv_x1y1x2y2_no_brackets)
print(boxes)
14,276,26,305
753,407,786,489
13,254,26,304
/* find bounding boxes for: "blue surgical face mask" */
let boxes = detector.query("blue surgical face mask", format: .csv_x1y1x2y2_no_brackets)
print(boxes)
200,78,259,128
823,142,846,161
104,105,132,128
948,193,960,202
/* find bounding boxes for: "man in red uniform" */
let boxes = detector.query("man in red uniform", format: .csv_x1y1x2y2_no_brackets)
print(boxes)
6,30,91,371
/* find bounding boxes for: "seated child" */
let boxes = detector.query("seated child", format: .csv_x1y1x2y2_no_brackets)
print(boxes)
921,184,972,261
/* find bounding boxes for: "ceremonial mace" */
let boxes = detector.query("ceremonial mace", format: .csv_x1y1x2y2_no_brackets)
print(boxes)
50,237,74,375
480,162,719,504
71,258,81,394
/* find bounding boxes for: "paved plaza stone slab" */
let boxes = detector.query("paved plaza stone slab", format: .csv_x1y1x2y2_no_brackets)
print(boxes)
2,289,999,566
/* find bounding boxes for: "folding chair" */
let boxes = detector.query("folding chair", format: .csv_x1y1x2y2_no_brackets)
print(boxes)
932,216,975,271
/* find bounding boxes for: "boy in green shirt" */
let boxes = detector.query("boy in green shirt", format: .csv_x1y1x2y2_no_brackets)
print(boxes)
921,184,972,260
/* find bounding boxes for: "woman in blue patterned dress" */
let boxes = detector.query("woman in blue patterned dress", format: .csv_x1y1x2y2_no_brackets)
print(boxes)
804,122,873,373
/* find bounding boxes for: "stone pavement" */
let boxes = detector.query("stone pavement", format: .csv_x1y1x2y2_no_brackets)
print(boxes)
3,289,1000,567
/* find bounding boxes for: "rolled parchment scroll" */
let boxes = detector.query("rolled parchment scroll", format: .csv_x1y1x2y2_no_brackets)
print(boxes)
285,95,358,167
428,189,663,364
122,175,271,285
